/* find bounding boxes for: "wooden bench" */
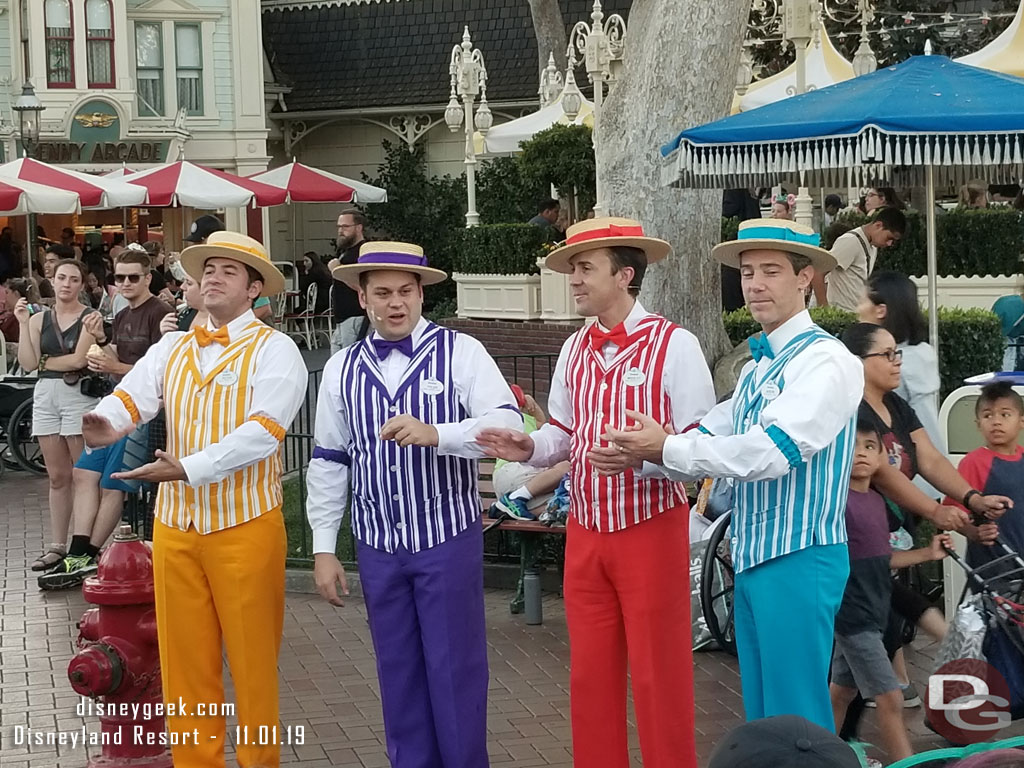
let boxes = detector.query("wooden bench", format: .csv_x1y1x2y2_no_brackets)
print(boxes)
479,459,566,625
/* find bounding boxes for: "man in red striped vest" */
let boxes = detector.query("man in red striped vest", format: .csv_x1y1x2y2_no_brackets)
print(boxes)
478,217,716,768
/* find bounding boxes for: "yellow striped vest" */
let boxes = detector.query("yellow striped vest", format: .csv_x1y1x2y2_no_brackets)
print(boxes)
156,322,282,533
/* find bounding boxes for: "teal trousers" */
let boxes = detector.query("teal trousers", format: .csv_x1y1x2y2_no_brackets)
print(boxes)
733,543,849,731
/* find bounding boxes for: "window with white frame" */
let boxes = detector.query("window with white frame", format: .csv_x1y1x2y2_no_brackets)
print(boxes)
174,24,203,115
135,21,163,116
45,0,75,87
85,0,115,88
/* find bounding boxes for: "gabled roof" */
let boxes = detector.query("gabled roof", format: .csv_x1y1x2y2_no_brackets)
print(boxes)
262,0,632,113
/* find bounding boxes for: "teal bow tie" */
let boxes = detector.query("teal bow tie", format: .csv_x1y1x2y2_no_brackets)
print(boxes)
748,332,775,362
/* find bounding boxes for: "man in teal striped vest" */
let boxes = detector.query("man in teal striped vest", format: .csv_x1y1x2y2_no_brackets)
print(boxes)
606,219,864,731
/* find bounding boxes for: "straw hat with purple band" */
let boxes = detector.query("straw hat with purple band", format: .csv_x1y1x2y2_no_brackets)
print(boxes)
712,219,836,273
544,216,672,275
180,231,286,298
331,241,448,289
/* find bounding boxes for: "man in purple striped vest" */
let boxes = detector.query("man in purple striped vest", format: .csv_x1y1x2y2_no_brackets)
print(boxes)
306,242,522,768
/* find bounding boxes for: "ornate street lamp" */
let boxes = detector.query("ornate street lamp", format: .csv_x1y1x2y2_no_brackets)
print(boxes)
12,81,44,158
539,52,564,108
565,0,627,218
12,81,45,277
445,27,490,228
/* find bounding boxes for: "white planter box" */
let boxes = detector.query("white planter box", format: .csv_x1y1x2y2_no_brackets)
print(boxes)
537,257,583,322
453,272,542,321
910,274,1024,312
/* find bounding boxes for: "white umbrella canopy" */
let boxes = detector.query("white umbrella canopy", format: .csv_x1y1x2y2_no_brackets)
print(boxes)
474,94,594,156
0,157,147,208
0,176,80,215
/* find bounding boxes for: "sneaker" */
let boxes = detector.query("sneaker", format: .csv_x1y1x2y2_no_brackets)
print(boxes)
494,494,535,521
864,684,921,709
38,554,98,591
900,683,922,707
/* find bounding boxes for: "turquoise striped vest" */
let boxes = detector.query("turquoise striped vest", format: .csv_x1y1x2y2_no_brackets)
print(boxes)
731,326,856,573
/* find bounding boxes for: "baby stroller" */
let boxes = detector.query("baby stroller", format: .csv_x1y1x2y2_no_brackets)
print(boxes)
933,522,1024,726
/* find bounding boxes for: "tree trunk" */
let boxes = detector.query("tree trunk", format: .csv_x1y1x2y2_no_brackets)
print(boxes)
527,0,568,76
596,0,748,365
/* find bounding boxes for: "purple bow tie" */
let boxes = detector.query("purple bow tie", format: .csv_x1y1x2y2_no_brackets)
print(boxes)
372,336,414,360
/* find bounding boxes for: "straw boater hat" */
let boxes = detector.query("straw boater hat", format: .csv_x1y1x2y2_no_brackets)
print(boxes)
712,219,836,273
180,231,286,297
331,241,448,289
543,216,672,275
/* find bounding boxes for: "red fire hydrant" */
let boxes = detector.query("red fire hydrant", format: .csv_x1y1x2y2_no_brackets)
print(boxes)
68,524,172,767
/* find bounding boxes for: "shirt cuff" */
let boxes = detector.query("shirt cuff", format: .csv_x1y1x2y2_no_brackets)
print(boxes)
313,527,342,555
434,423,461,455
179,452,216,488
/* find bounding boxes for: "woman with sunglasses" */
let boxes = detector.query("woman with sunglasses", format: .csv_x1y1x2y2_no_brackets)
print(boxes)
839,322,1011,734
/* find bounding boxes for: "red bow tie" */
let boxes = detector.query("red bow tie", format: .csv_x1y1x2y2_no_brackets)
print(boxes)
590,323,630,351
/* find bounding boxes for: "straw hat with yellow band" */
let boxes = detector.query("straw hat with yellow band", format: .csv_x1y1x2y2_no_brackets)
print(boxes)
180,231,286,297
712,219,836,273
543,217,672,275
331,241,448,290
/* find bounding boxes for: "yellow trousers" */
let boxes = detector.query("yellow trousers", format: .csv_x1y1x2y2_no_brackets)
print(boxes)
152,510,286,768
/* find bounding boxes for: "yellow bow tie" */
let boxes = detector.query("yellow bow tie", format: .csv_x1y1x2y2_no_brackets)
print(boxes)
194,325,230,348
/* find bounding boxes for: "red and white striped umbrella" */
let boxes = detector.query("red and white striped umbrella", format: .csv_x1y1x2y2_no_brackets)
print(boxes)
249,160,388,203
0,176,80,215
0,158,147,208
124,161,288,208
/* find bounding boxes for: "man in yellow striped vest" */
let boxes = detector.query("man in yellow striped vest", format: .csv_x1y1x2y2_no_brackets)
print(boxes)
82,232,308,768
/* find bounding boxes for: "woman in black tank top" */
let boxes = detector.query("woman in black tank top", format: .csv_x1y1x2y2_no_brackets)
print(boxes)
15,259,101,572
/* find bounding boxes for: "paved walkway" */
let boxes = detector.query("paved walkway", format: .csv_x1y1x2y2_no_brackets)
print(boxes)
1,472,1016,768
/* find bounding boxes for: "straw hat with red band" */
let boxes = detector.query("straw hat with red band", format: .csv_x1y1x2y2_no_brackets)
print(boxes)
181,231,286,297
544,217,672,275
332,241,448,289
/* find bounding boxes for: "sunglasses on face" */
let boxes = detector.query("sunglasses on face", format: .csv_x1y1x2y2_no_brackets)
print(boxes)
114,273,144,284
863,348,903,363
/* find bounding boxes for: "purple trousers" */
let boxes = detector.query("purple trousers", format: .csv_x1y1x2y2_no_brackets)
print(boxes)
356,517,489,768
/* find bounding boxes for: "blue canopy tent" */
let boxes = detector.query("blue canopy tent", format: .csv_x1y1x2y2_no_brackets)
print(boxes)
660,54,1024,348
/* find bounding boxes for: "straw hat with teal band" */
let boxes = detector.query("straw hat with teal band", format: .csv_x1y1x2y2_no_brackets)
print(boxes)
712,219,836,273
332,241,448,289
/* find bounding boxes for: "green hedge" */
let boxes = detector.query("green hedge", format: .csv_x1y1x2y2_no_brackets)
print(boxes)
836,208,1024,278
453,224,548,275
723,306,1004,399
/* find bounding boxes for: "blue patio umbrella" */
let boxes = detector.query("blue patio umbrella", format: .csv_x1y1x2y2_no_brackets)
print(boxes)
660,54,1024,348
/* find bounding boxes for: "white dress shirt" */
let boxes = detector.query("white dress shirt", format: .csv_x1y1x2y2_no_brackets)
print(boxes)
528,300,716,476
92,309,308,487
306,316,523,554
661,310,864,482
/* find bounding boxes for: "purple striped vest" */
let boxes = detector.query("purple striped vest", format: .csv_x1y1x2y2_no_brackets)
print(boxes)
339,323,479,553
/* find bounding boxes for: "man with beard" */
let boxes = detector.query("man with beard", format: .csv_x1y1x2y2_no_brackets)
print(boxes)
327,209,368,352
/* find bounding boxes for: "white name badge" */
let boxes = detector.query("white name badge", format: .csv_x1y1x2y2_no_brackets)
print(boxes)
421,377,444,396
623,367,646,387
762,381,781,401
215,370,239,387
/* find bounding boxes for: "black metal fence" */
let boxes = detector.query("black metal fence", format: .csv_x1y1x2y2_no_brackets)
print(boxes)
282,353,560,566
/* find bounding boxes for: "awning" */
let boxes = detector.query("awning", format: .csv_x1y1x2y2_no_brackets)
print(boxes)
249,160,387,203
123,161,288,208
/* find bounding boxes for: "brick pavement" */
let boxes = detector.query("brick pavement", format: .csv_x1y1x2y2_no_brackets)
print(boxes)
1,472,1019,768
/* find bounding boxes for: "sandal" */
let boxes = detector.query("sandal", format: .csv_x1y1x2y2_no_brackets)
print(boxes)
31,545,67,572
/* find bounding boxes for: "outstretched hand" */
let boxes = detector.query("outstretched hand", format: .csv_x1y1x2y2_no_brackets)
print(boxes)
112,450,187,483
476,428,535,463
81,412,132,449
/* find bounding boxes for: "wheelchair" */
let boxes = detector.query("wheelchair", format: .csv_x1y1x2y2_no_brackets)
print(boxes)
0,377,46,476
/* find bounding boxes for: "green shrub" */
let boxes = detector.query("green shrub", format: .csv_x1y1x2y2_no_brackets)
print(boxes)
721,217,739,243
477,156,547,224
723,306,1004,399
518,124,595,215
839,208,1024,277
453,224,548,275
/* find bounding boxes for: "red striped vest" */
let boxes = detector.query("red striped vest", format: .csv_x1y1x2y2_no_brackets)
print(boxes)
561,315,688,531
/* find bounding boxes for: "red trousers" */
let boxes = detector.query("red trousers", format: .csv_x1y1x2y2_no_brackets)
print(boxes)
564,505,697,768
